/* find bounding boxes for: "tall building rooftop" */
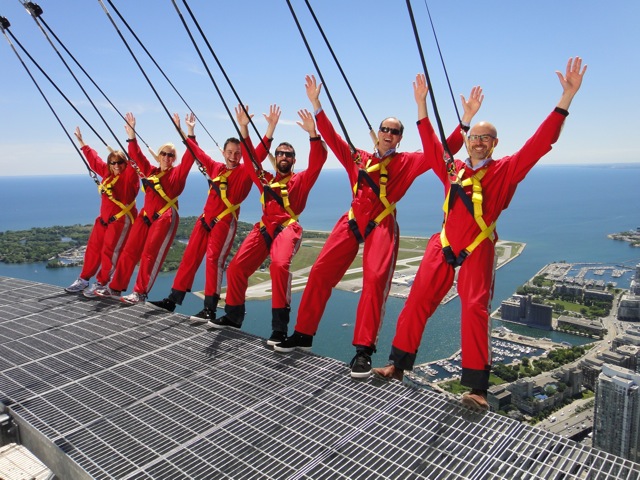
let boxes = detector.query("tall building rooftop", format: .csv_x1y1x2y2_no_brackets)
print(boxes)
1,276,639,479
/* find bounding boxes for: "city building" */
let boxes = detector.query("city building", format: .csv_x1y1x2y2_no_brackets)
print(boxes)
593,364,640,462
557,316,604,337
500,294,553,330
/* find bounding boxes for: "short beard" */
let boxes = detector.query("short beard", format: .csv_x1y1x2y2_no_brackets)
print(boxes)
277,162,293,175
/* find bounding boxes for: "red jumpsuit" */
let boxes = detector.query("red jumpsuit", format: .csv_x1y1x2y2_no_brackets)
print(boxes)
293,110,464,351
223,136,327,331
79,145,139,285
389,108,570,390
167,137,271,307
108,139,194,295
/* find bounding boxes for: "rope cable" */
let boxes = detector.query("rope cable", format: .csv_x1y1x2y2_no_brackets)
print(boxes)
0,16,99,184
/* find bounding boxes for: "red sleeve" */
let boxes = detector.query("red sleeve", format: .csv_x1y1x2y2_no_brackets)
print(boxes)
81,145,109,178
185,138,223,175
315,110,361,184
127,140,154,177
254,136,273,166
240,136,265,191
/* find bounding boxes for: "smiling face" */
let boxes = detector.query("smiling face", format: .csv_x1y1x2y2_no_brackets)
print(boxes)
466,122,498,166
274,142,296,175
223,138,242,169
377,117,404,153
107,151,127,175
157,143,177,171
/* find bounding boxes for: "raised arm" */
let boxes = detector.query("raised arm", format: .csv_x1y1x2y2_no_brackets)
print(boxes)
263,104,281,139
460,86,484,125
235,104,252,139
305,74,323,112
296,108,319,138
414,74,429,121
74,126,87,147
556,56,587,111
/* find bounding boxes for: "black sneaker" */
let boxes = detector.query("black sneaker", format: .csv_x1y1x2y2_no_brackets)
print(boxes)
350,351,372,378
207,315,241,330
190,308,213,325
149,298,176,312
266,331,287,346
273,331,313,353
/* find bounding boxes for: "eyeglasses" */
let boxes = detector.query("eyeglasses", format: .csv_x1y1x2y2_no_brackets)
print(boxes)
159,151,176,158
275,150,295,158
109,160,126,166
379,126,402,135
468,134,495,142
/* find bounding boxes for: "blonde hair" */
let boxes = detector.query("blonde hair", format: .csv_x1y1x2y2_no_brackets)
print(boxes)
156,143,177,162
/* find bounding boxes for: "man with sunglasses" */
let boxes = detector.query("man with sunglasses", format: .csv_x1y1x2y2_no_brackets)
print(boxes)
96,112,196,304
148,105,280,322
209,107,327,345
374,58,587,411
274,75,481,379
64,126,139,297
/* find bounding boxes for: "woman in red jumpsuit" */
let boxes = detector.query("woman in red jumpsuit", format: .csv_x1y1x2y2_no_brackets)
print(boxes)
65,127,139,297
374,58,587,410
96,112,195,304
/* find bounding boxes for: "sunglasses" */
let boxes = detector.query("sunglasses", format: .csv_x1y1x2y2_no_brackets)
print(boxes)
467,134,495,142
275,150,295,159
379,126,402,135
159,151,176,158
109,160,126,166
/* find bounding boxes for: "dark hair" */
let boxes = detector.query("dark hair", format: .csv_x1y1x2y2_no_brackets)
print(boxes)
277,142,295,157
223,137,241,150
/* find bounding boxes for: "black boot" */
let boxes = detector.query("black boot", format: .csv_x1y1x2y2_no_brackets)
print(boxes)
208,303,245,329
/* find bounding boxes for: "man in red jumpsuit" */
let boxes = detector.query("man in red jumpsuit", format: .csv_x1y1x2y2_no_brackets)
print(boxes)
65,127,139,297
209,107,327,346
373,57,587,410
275,75,481,379
148,105,280,322
96,112,196,304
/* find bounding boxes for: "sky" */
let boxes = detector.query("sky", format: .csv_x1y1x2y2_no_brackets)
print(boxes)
0,0,638,176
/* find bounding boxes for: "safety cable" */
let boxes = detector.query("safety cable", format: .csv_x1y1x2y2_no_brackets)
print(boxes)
301,0,378,147
284,0,358,156
421,0,462,126
405,0,457,179
19,1,151,152
98,0,212,181
20,1,146,181
96,0,222,152
0,16,100,185
172,0,268,172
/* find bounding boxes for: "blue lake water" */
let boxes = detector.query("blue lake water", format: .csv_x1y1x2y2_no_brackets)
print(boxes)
1,164,639,367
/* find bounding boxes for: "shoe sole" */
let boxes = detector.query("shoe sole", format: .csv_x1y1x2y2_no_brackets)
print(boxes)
206,321,239,330
189,317,209,325
273,345,312,352
350,370,371,379
460,396,489,412
266,339,285,346
120,298,144,305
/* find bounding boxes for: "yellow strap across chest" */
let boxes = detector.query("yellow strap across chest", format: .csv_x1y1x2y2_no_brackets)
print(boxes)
349,156,396,226
146,170,178,218
441,167,496,256
260,174,298,227
209,169,240,222
98,175,136,223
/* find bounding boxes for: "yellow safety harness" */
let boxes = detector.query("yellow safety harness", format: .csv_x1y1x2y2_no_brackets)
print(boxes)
201,169,241,230
348,155,396,243
440,166,496,267
141,171,178,225
97,175,136,224
259,175,298,248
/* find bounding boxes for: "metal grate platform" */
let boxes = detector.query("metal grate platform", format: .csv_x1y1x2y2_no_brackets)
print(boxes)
0,276,638,479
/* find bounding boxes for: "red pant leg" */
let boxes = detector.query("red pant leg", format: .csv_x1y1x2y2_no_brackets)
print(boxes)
95,216,132,286
204,218,235,297
172,217,209,292
110,217,149,292
224,225,268,306
392,234,455,359
353,217,399,349
457,238,496,373
296,215,359,336
134,208,179,295
269,222,303,309
80,217,106,280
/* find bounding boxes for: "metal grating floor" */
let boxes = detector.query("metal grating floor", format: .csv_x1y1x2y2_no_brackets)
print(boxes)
0,276,639,479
